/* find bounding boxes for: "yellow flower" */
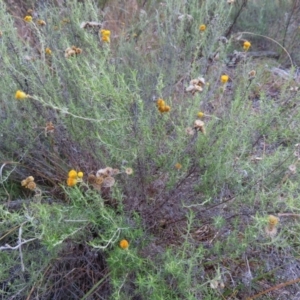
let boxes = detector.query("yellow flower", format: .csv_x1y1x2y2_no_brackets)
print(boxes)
24,16,32,22
197,111,204,118
175,163,182,170
67,177,77,187
119,239,129,249
102,35,110,42
243,40,251,51
15,90,27,100
77,171,84,178
68,169,78,179
101,29,111,36
125,168,133,175
101,29,111,43
220,75,229,84
45,47,52,55
199,24,206,32
161,105,171,113
156,98,165,107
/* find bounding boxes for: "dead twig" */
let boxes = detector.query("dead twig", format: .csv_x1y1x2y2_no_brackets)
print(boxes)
247,277,300,300
0,222,37,272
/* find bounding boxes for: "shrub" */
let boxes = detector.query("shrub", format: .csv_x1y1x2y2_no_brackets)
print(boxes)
1,0,300,299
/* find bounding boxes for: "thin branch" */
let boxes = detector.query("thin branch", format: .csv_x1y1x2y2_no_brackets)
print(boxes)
0,238,37,251
19,225,24,272
277,213,300,218
247,277,300,300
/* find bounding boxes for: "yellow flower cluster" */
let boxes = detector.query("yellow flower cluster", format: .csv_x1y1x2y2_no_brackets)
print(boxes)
199,24,206,32
15,90,28,100
67,169,84,187
21,176,36,190
243,40,251,51
156,98,171,113
119,239,129,249
100,29,111,43
220,74,229,84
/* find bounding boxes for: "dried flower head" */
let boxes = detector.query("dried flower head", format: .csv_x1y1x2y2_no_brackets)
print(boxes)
75,47,82,54
61,18,70,25
113,168,120,175
96,167,114,177
26,181,36,190
199,24,206,32
102,176,115,188
37,19,46,26
67,177,77,187
125,168,133,175
15,90,28,100
80,21,102,29
96,168,106,177
194,119,206,134
248,70,256,79
119,239,129,249
45,121,55,136
87,174,96,184
268,215,279,226
186,77,205,94
24,16,32,22
95,176,104,185
265,215,279,237
288,164,296,174
243,40,251,51
65,48,76,58
175,163,182,170
21,176,36,189
220,75,229,84
68,169,78,179
27,176,34,182
65,46,82,58
186,127,195,136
